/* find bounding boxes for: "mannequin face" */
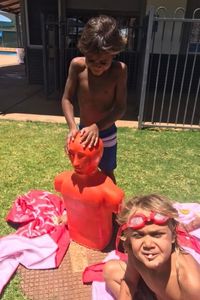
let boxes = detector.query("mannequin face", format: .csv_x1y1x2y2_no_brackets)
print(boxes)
68,134,103,175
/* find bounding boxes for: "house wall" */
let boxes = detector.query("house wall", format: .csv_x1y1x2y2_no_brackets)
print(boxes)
65,0,140,13
185,0,200,17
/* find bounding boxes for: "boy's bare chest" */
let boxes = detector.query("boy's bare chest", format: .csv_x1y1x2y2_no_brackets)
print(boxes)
78,81,115,114
78,70,116,97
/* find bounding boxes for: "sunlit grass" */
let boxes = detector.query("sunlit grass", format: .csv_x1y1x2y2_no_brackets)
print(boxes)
117,128,200,201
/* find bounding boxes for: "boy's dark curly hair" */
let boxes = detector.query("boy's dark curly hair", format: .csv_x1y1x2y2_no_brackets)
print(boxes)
77,15,126,55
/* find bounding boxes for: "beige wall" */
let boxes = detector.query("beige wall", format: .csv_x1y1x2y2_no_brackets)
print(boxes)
146,0,187,16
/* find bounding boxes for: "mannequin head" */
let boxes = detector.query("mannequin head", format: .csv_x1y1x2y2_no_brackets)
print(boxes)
67,132,103,175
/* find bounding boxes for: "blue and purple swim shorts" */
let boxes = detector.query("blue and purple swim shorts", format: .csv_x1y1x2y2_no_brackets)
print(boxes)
79,124,117,172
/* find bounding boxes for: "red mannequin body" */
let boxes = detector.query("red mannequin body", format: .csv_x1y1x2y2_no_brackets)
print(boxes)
54,133,124,250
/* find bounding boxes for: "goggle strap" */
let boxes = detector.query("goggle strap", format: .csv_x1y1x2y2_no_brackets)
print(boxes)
115,223,127,251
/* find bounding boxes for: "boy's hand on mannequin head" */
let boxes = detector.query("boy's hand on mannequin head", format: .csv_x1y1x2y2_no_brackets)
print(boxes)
65,129,79,153
80,124,99,149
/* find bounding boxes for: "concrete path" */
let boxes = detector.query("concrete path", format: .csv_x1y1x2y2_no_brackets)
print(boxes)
0,56,138,128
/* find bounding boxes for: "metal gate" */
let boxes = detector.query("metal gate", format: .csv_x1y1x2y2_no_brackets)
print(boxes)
138,7,200,130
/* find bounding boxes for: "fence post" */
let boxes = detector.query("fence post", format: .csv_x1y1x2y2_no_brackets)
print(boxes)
138,7,155,129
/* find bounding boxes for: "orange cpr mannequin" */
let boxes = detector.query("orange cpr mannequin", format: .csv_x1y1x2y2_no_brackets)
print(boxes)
54,132,124,250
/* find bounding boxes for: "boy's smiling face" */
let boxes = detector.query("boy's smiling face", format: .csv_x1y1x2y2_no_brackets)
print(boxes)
85,52,114,76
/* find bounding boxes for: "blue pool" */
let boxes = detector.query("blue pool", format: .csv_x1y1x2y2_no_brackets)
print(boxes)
0,51,16,55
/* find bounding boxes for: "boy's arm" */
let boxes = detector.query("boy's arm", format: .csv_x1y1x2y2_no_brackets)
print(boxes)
119,249,140,300
61,58,80,138
119,279,133,300
96,62,127,130
179,255,200,298
119,273,139,300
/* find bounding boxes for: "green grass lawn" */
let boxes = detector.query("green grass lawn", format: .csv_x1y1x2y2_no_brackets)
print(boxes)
0,120,200,299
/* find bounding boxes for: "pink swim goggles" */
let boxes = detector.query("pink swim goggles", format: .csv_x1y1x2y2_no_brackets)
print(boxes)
115,212,169,250
125,211,170,230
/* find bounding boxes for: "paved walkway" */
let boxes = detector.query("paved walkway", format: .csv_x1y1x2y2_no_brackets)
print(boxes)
0,112,137,128
18,241,108,300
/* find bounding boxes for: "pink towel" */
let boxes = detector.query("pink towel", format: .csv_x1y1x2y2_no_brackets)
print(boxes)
1,190,70,295
6,190,70,266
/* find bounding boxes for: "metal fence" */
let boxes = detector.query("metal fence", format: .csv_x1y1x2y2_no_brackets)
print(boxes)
138,7,200,130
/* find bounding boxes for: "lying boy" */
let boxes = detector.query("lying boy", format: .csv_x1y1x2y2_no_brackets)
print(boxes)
103,194,200,299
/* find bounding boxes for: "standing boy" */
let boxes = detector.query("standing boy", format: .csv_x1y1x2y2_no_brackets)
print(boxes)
61,15,127,183
103,194,200,299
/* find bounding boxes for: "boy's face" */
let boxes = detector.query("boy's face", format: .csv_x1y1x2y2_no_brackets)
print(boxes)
85,52,114,76
128,209,175,270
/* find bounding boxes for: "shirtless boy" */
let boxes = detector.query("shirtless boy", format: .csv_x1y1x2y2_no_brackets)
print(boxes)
61,15,127,182
103,194,200,300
